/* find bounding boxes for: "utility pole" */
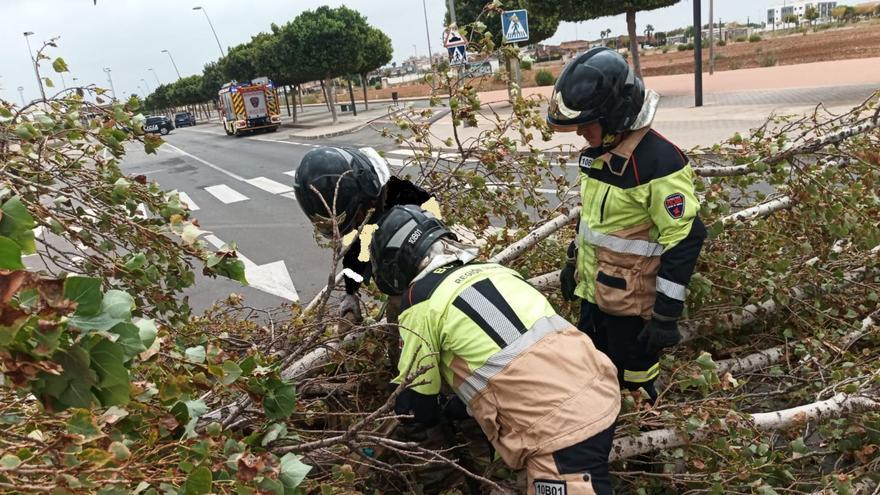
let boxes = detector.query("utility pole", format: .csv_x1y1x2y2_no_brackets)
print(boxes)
693,0,703,107
103,67,116,100
193,6,226,57
709,0,715,75
422,0,433,67
161,50,183,80
23,31,47,101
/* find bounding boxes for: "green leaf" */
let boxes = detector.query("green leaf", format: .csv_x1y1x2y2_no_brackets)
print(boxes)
0,196,36,254
124,253,147,271
279,453,312,492
183,466,212,495
113,178,130,197
15,124,34,140
88,338,130,406
185,345,206,364
135,319,158,349
67,409,104,443
0,236,24,269
110,322,146,361
209,256,248,285
44,77,54,88
109,441,131,460
41,345,99,409
221,361,242,386
103,290,134,319
183,400,207,439
695,352,717,371
52,57,69,73
790,437,808,456
263,379,297,421
0,454,22,469
261,422,287,447
64,277,103,316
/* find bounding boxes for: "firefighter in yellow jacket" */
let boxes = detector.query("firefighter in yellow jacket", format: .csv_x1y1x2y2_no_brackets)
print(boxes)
370,205,621,495
547,47,707,401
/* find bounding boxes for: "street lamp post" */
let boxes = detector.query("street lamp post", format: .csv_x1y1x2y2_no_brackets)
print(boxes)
149,68,161,86
141,78,152,94
23,31,47,101
161,50,182,80
422,0,433,66
192,6,226,57
103,67,116,100
17,86,26,106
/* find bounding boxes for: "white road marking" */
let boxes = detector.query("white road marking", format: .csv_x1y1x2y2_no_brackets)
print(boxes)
385,157,406,168
177,191,200,211
281,192,299,201
204,234,299,302
164,142,246,181
183,127,226,136
205,184,249,204
246,176,294,195
283,170,297,177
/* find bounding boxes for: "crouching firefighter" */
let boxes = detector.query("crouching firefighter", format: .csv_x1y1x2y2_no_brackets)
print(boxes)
547,47,707,402
370,205,622,495
293,146,434,327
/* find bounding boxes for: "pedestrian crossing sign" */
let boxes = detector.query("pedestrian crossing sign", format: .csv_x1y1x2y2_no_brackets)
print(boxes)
448,45,468,66
501,9,529,43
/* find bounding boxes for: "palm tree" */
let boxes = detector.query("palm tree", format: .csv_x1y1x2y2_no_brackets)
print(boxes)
644,24,654,42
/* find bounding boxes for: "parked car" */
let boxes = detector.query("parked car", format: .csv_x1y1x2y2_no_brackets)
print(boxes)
144,116,174,135
174,111,196,127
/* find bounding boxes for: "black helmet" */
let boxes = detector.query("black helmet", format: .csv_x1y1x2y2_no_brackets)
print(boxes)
369,205,456,295
547,47,645,134
293,147,389,238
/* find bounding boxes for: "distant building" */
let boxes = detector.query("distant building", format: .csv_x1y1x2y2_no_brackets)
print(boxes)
767,1,837,26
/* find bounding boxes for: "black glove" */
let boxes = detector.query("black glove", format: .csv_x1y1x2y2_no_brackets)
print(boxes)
560,241,578,301
637,317,681,355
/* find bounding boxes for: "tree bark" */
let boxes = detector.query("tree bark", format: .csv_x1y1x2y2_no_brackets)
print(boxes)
283,85,292,117
320,80,331,113
626,9,642,77
611,393,880,460
360,73,369,111
326,78,338,124
291,85,298,124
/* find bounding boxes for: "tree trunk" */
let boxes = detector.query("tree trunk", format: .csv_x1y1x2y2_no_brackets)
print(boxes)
291,85,298,124
298,85,304,112
283,85,292,117
360,73,369,111
347,78,357,116
320,80,331,113
626,9,641,77
326,78,338,124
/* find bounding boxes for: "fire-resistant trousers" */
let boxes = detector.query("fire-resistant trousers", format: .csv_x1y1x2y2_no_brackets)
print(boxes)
577,301,660,401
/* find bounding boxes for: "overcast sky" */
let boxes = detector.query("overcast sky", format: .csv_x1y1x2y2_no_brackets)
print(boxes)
1,0,775,103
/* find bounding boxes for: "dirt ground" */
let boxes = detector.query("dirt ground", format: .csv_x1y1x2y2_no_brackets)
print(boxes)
338,20,880,102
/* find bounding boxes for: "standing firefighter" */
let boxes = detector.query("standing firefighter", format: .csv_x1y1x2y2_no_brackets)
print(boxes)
370,205,621,495
293,146,433,321
547,47,707,401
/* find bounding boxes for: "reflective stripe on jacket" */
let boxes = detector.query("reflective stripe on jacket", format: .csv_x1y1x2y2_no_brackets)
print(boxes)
396,263,621,469
575,127,707,319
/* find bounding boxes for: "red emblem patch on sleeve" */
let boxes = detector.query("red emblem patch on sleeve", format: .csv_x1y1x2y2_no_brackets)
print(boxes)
664,193,685,219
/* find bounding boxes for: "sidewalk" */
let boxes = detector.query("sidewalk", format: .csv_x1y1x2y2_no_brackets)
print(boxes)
285,105,409,139
425,58,880,151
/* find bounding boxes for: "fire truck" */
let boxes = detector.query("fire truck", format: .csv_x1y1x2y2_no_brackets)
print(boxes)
217,77,281,136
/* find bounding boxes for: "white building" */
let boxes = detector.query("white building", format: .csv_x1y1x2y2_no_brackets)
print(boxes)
767,1,837,26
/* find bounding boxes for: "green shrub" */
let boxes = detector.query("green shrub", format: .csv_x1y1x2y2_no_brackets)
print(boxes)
757,51,778,67
717,39,727,46
676,44,688,51
520,59,533,71
749,33,762,42
735,35,748,42
686,42,695,50
662,45,670,53
535,69,556,86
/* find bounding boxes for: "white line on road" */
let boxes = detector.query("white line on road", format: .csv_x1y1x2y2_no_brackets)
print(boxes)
178,191,200,211
204,234,299,302
283,170,297,177
205,184,249,204
281,192,298,201
182,127,226,136
164,142,246,182
246,176,294,195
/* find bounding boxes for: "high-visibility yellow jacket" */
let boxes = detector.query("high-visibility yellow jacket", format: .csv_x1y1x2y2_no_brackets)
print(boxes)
394,262,620,469
575,126,707,319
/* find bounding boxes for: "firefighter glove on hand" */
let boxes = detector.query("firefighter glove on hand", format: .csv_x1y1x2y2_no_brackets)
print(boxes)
339,293,363,323
638,317,681,355
560,241,578,301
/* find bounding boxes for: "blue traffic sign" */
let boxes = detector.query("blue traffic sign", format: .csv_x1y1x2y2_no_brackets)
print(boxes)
501,9,529,43
448,45,468,66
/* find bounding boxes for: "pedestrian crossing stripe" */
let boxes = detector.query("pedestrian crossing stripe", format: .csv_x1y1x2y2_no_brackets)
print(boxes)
205,184,249,204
